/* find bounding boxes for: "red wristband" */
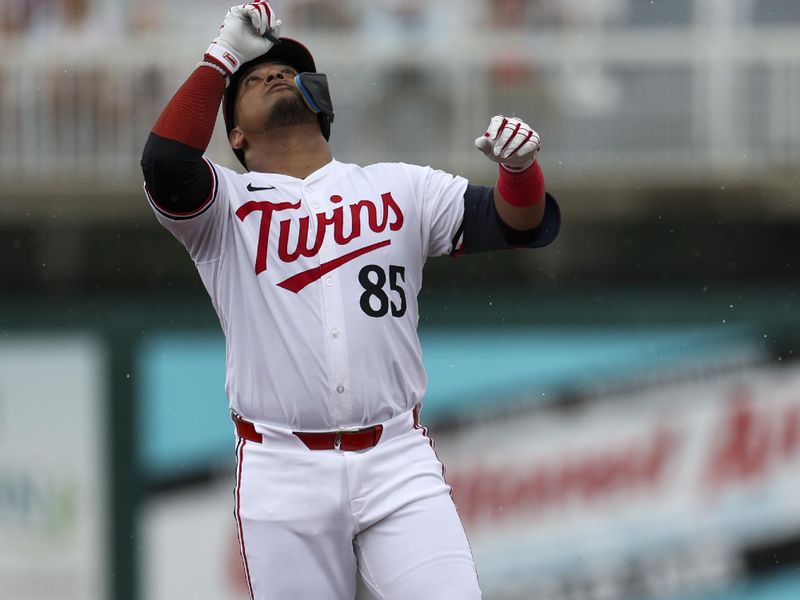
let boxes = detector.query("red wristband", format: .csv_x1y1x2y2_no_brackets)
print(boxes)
497,161,545,208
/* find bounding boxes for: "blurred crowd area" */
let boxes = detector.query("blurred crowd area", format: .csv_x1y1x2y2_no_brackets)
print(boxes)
4,0,800,41
0,0,681,38
2,0,800,190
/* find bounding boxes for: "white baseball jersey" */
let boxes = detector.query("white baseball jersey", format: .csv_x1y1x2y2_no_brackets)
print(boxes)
147,158,468,430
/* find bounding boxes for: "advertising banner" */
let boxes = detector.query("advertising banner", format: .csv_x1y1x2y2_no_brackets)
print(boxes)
434,365,800,599
0,336,107,600
142,481,249,600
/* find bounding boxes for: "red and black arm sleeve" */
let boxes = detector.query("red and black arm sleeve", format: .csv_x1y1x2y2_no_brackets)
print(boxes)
140,67,227,215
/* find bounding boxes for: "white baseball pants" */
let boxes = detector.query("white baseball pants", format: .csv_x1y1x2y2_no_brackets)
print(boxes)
232,407,481,599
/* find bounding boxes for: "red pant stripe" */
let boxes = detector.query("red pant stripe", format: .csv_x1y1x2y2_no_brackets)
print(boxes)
234,438,255,600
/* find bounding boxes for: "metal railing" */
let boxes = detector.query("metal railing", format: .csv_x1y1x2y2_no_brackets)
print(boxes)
1,27,799,194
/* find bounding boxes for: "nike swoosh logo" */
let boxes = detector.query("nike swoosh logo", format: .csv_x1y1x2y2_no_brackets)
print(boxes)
247,183,277,192
277,240,391,293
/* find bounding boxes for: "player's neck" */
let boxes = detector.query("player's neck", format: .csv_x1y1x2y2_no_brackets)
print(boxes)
244,123,333,179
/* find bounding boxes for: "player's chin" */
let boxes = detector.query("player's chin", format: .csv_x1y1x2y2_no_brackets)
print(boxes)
264,94,317,130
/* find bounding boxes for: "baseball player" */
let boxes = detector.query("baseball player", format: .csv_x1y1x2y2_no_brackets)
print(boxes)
141,3,560,599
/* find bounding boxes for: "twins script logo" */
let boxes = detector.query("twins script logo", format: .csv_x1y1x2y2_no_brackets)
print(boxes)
235,192,404,293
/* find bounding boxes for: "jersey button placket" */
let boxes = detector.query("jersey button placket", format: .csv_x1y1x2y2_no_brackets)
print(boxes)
325,273,350,423
313,188,352,426
305,183,319,209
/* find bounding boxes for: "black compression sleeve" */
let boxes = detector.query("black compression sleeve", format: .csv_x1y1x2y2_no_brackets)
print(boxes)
461,184,561,254
141,133,214,215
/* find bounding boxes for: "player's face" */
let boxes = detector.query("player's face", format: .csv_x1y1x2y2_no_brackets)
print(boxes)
233,61,315,135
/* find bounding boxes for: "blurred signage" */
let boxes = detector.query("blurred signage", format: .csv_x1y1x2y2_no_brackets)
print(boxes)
434,365,800,599
141,481,249,600
0,336,107,600
136,333,230,480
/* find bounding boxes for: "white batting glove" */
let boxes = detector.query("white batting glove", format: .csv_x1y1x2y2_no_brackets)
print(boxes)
205,2,282,76
474,115,541,171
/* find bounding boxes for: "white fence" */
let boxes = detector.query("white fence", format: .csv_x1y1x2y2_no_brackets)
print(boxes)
1,27,800,192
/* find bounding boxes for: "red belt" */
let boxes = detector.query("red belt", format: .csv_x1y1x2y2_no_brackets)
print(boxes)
231,412,383,451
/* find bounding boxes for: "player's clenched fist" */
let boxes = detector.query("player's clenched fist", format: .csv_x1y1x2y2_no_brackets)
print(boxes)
474,115,541,171
205,2,282,76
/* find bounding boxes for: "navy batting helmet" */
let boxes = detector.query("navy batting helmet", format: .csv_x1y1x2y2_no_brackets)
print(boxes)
223,38,334,169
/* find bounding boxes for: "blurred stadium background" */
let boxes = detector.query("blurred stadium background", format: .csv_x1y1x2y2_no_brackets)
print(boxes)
2,0,800,599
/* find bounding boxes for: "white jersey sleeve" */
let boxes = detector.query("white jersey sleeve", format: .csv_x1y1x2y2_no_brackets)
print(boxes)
144,158,230,264
402,164,469,257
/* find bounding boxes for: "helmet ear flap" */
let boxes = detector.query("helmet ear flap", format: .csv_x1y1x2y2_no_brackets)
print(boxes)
294,72,335,141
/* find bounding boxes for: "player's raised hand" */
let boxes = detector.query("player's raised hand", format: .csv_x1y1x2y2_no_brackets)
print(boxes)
205,2,282,76
474,115,541,171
